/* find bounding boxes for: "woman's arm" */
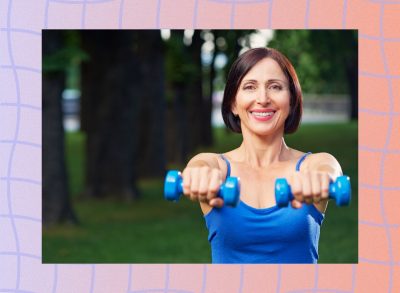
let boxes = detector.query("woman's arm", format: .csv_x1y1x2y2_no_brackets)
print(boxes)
182,153,228,214
290,152,343,213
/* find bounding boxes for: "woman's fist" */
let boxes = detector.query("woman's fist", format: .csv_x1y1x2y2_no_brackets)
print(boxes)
182,166,224,207
288,171,331,209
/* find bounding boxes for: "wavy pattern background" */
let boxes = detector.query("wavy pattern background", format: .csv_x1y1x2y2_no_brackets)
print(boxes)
0,0,399,292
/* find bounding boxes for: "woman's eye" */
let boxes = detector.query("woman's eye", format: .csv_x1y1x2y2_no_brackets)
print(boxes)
269,84,282,91
244,85,256,90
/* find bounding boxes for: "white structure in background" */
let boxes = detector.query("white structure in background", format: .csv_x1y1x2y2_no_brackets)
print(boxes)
62,89,81,132
212,91,225,127
212,91,350,127
302,94,350,123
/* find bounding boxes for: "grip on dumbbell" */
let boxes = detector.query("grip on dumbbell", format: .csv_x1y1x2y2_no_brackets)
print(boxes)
275,175,351,207
164,170,240,207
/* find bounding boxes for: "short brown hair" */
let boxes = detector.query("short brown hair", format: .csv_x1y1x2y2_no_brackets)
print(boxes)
221,47,302,134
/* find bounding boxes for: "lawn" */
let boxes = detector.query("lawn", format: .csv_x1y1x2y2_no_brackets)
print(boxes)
43,121,358,263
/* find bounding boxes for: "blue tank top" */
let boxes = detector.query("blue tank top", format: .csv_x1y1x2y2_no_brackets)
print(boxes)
204,152,324,264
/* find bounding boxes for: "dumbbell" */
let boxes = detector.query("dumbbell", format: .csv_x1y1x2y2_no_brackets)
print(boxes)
275,175,351,207
164,170,241,207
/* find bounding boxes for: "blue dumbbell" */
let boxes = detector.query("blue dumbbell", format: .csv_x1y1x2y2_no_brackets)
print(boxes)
275,175,351,207
164,170,241,207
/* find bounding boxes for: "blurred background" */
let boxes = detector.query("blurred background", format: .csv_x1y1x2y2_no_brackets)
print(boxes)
42,29,358,263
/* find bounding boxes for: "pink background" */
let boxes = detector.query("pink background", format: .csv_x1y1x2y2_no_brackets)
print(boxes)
0,0,399,292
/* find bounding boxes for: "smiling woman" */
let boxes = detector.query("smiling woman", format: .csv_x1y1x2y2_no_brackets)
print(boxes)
222,48,302,135
180,47,344,264
232,58,291,136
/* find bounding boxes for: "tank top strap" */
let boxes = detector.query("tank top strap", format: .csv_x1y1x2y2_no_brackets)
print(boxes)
219,154,231,180
295,152,312,171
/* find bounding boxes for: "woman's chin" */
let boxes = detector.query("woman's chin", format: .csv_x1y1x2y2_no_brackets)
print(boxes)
245,125,280,137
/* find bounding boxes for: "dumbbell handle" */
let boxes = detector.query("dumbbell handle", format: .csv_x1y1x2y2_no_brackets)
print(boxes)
164,170,240,207
275,175,351,207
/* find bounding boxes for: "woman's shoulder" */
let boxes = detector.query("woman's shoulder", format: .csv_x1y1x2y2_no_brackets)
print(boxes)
301,152,342,174
190,152,220,160
289,148,337,162
188,152,229,171
307,152,338,164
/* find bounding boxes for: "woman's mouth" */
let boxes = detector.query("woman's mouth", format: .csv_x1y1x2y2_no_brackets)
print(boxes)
250,110,276,121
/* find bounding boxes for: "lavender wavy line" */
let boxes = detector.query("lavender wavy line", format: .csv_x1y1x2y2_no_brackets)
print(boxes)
127,264,132,293
377,3,395,292
304,0,310,28
268,0,274,28
359,258,400,266
0,177,42,185
360,71,400,79
360,183,400,191
0,103,42,111
49,0,114,4
360,33,400,42
163,264,169,293
359,146,400,154
0,251,41,260
193,0,199,28
276,264,281,293
208,0,270,3
314,264,319,291
89,264,95,293
238,265,244,293
51,264,58,293
230,1,236,29
351,264,356,292
359,108,400,116
0,140,41,149
156,0,162,28
285,290,352,293
360,220,400,228
5,0,22,290
0,28,41,36
342,0,348,28
0,215,41,223
118,0,124,28
81,0,87,28
369,0,400,4
0,65,41,74
200,264,207,293
0,289,37,293
129,289,194,293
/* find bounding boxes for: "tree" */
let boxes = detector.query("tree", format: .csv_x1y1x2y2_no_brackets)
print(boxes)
42,30,78,226
164,30,206,164
80,30,166,200
268,30,358,119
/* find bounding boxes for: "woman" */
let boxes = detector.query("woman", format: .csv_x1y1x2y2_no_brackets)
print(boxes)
182,47,342,263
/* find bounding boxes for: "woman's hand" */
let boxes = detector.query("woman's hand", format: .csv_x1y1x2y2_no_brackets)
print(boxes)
288,171,331,209
182,166,225,208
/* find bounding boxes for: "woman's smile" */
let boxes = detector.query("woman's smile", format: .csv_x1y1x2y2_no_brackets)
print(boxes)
249,109,276,122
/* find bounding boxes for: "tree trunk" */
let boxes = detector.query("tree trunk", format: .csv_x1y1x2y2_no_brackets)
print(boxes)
347,60,358,120
81,31,140,200
186,31,206,152
42,30,78,226
81,31,166,199
135,31,167,178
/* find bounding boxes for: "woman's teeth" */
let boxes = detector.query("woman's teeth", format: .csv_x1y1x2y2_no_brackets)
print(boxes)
252,112,274,117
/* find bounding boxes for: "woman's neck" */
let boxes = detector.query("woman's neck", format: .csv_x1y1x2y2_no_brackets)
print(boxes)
236,130,290,168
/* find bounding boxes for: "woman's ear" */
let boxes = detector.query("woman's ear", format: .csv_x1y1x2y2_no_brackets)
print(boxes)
231,102,238,116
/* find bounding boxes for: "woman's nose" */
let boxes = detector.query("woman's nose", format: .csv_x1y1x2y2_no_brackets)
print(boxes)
256,88,271,105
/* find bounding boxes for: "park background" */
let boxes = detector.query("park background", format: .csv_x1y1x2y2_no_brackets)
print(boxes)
42,29,358,264
1,1,399,292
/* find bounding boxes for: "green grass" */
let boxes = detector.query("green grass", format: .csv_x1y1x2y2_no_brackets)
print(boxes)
43,121,357,263
43,179,210,263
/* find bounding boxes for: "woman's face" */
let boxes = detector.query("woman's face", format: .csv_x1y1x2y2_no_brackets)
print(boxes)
232,57,291,137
